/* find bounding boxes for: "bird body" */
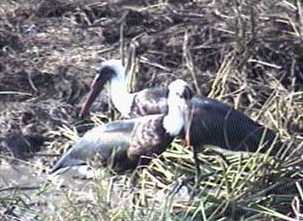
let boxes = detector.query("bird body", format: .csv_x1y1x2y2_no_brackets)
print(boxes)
188,96,276,152
80,59,278,154
52,116,170,172
52,80,193,173
131,87,168,117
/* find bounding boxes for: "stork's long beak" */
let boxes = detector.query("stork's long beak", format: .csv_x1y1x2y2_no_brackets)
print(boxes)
79,76,105,118
183,105,193,146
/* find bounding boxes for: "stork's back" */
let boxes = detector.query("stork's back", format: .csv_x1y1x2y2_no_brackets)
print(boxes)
189,97,278,153
51,119,137,173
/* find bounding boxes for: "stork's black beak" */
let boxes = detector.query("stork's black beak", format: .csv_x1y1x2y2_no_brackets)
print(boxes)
79,75,106,118
183,104,193,146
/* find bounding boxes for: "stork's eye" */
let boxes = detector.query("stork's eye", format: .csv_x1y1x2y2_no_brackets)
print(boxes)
94,73,103,82
179,86,193,100
177,92,183,97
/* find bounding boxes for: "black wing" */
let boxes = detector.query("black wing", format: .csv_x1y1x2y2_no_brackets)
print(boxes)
188,96,278,153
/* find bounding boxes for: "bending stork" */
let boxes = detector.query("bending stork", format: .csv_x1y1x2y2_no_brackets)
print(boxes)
51,79,193,173
79,60,281,181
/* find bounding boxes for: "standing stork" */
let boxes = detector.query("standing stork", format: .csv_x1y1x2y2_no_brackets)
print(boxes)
79,60,280,178
51,79,193,173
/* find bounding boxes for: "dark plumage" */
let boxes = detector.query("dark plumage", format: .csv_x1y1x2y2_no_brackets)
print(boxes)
51,117,171,173
52,79,193,173
188,97,277,152
131,87,168,117
80,59,279,155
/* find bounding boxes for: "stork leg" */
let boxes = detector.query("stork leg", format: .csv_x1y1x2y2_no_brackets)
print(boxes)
190,145,201,199
193,145,201,184
168,145,201,200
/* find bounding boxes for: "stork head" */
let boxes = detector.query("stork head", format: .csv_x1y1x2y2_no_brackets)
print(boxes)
80,59,125,118
168,79,194,102
165,79,194,143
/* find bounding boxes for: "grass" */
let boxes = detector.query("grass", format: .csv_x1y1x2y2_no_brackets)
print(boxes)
0,140,302,220
34,140,301,220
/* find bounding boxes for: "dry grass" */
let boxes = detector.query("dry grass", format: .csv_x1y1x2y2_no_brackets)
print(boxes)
0,0,303,220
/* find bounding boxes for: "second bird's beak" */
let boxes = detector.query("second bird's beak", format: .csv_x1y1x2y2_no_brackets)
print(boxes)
183,104,193,147
79,76,105,118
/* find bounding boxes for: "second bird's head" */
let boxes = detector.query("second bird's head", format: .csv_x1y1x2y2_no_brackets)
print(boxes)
166,79,194,142
80,60,124,117
167,79,193,111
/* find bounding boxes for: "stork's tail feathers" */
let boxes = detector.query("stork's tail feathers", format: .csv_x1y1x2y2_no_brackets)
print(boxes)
50,157,86,174
50,147,86,174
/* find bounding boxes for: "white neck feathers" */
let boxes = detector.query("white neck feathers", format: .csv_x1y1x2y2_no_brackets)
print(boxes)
163,79,191,136
163,94,185,136
105,60,134,117
110,77,134,117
